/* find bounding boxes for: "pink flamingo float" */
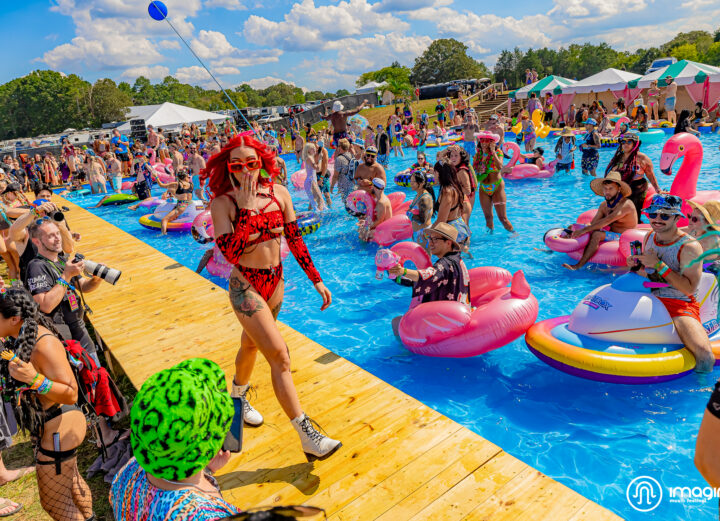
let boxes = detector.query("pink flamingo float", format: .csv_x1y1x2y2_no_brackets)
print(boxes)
502,142,556,179
346,190,413,246
544,133,720,266
375,242,538,357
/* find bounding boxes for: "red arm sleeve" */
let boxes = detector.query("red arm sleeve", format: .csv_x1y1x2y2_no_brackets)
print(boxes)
284,220,322,284
215,208,251,265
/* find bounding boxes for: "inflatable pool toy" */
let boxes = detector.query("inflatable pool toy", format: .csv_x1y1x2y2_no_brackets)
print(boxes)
502,142,556,180
137,196,166,211
346,190,412,246
139,200,204,232
65,188,91,197
99,193,139,206
526,272,720,383
121,181,135,191
544,209,649,266
291,164,335,190
393,169,436,187
612,116,665,144
374,241,432,279
296,211,321,236
512,109,550,140
600,137,619,148
660,133,720,220
386,255,539,357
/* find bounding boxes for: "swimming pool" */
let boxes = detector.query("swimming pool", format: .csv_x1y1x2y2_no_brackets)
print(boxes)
69,133,720,520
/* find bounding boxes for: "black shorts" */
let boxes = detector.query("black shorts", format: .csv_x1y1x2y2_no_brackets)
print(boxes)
117,152,129,162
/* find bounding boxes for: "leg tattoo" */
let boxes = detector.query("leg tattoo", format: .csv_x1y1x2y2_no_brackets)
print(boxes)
229,276,263,317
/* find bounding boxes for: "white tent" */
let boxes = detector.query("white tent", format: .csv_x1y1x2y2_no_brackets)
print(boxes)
628,60,720,88
116,102,230,132
562,68,641,94
355,81,387,94
510,75,576,99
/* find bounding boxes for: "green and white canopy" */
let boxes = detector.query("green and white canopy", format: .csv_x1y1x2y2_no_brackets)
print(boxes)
509,75,576,99
628,60,720,88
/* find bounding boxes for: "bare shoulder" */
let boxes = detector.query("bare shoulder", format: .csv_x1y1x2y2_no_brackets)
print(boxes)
273,183,292,205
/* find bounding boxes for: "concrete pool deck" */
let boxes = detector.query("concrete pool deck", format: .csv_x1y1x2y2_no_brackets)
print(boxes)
61,196,623,520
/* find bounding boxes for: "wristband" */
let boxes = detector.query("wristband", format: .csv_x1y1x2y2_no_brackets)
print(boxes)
57,278,75,291
30,373,44,390
403,268,408,277
654,261,666,272
36,378,53,395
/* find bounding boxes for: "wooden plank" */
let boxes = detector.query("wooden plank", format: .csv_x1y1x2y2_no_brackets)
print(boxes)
56,197,622,521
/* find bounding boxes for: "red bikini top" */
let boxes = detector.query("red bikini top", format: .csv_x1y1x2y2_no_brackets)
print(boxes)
231,186,284,247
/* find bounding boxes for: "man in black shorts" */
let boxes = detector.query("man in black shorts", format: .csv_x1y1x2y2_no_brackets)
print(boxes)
320,99,369,159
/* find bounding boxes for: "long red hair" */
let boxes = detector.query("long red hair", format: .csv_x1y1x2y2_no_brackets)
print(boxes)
200,132,279,200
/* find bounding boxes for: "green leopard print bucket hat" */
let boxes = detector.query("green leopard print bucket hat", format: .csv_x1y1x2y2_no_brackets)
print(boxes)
130,358,233,480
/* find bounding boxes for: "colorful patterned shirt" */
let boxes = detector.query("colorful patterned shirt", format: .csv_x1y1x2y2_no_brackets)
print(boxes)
111,458,239,521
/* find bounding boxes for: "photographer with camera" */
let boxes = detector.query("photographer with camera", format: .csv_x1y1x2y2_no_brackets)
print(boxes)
7,196,74,286
24,219,101,365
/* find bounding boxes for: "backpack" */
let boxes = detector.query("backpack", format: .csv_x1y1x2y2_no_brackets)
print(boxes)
63,339,128,424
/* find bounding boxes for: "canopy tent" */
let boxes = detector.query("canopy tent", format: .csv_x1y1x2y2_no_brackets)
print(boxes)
562,68,641,94
355,81,387,95
628,60,720,89
116,102,230,132
509,75,576,99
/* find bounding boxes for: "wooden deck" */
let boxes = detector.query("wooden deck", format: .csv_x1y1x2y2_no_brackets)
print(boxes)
58,197,623,520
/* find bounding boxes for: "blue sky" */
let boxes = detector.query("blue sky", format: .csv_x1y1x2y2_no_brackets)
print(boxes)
3,0,720,92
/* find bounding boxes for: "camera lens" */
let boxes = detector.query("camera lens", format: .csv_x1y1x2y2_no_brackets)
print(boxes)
52,211,64,222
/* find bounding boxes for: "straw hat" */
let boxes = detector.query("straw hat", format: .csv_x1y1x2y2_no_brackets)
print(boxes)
424,223,459,249
688,200,720,231
590,171,631,198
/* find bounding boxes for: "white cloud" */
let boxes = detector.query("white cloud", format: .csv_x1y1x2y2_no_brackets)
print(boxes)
550,0,646,18
210,49,283,68
122,65,170,80
175,66,212,84
680,0,714,8
213,66,241,75
158,40,181,50
240,76,295,89
190,30,237,59
40,0,202,70
243,0,408,51
373,0,450,12
205,0,248,9
327,32,432,72
297,58,360,90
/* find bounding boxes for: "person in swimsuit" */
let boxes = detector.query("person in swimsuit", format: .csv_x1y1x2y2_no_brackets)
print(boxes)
206,134,340,461
473,132,514,233
648,80,660,121
439,144,475,224
301,142,325,212
691,102,709,130
433,161,471,248
407,170,436,250
662,75,678,125
520,112,536,152
293,133,304,163
320,100,369,160
605,132,660,220
0,287,93,520
359,178,392,242
153,171,195,235
629,194,715,372
579,118,601,176
562,171,638,270
554,127,576,172
315,140,332,208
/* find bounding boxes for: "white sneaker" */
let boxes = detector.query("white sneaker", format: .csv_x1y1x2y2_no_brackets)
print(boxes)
291,413,342,461
231,383,263,426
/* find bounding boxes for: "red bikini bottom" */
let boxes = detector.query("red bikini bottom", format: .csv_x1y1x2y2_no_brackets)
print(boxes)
238,264,284,302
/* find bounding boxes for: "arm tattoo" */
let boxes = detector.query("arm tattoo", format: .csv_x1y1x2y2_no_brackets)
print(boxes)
229,276,263,318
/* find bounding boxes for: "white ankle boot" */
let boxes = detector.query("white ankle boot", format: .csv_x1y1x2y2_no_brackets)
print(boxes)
291,413,342,461
231,383,263,426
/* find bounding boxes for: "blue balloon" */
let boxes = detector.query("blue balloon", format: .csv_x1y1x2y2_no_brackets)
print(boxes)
148,1,168,21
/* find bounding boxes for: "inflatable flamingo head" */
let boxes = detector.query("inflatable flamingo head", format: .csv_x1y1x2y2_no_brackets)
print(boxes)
660,132,701,176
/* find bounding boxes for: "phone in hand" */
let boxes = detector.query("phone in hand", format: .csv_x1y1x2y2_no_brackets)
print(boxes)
629,240,642,272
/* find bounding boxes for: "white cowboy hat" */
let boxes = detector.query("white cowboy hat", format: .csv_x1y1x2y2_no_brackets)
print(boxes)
332,101,344,112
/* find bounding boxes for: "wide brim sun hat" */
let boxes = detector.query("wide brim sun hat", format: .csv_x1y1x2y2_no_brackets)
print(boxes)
590,171,632,198
688,200,720,231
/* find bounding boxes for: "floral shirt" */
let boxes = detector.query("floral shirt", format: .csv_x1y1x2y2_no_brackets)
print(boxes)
410,252,470,309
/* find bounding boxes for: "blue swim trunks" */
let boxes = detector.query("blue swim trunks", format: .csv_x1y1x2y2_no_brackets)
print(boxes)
665,97,676,111
604,231,622,241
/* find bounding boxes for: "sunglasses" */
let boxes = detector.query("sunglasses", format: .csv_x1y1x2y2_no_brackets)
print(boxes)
686,214,701,223
364,154,377,158
227,158,262,173
427,236,450,243
646,212,675,221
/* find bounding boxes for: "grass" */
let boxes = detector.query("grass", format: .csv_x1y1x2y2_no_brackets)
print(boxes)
1,348,137,521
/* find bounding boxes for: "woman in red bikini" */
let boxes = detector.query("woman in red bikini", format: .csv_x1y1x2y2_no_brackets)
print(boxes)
204,133,341,461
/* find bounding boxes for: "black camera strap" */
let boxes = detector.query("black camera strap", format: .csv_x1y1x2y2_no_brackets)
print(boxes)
40,255,93,316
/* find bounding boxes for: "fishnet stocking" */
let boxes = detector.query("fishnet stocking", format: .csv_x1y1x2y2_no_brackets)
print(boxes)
36,457,93,521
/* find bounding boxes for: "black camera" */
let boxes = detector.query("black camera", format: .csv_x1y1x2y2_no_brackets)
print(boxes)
73,253,122,285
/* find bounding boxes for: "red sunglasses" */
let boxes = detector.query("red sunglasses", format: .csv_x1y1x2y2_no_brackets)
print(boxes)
227,158,262,173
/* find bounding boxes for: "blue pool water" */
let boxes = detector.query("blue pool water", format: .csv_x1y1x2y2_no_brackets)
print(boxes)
70,133,720,519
